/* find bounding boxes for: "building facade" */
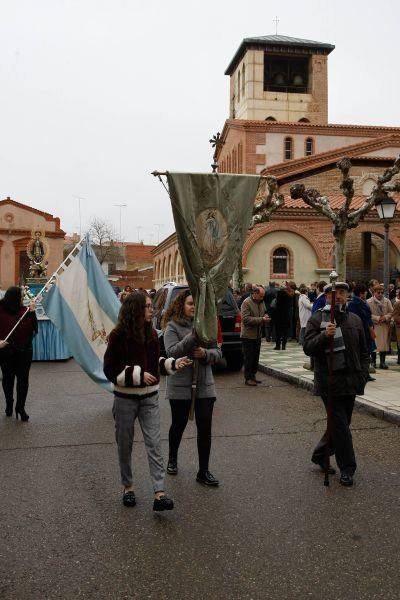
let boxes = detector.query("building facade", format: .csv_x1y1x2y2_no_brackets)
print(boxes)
152,35,400,288
0,197,65,289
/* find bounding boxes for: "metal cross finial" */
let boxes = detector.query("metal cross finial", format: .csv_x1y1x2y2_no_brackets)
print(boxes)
273,16,279,35
209,132,224,173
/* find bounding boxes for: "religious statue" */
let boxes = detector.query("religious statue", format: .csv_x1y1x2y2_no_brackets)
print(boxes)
27,229,49,279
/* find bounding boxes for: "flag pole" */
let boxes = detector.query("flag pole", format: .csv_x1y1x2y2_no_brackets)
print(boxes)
33,236,87,303
1,236,87,343
324,269,338,487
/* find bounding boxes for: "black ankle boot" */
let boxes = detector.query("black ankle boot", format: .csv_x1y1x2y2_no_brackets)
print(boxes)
5,400,14,417
371,352,377,369
273,343,281,350
379,353,388,370
15,406,29,421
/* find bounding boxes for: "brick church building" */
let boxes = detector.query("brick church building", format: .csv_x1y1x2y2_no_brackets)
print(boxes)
153,35,400,288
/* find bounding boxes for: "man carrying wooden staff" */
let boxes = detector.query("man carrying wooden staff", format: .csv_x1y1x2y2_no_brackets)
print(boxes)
303,279,370,487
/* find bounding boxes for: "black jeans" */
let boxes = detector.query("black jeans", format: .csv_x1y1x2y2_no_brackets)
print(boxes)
242,338,262,381
0,348,33,410
169,397,215,473
312,394,357,475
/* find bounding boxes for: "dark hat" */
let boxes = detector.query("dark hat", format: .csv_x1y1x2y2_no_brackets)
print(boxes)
323,282,349,293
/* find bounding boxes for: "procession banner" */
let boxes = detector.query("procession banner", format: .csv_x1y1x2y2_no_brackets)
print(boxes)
42,240,120,392
166,172,261,343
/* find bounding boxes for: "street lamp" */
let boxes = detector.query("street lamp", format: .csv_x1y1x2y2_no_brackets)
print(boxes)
376,196,396,297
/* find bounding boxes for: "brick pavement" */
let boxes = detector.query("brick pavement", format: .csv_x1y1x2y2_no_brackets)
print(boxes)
259,340,400,425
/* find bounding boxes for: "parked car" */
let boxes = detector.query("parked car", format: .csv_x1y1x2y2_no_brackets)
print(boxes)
152,283,243,371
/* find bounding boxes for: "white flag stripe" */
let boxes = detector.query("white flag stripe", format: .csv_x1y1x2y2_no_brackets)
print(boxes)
56,254,116,362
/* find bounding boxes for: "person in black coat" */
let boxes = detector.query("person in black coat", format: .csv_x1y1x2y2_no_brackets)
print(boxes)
273,281,296,350
303,282,370,487
0,287,37,420
348,283,377,379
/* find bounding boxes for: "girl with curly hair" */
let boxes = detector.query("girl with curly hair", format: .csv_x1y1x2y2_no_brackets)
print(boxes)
162,289,222,486
104,291,191,510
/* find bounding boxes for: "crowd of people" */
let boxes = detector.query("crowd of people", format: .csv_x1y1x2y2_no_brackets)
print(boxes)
235,279,400,379
1,277,399,505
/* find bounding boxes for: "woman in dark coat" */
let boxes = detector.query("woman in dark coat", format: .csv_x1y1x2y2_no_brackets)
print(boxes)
0,287,37,420
274,282,296,350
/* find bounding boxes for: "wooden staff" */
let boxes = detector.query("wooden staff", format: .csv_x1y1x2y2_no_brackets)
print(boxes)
324,270,338,487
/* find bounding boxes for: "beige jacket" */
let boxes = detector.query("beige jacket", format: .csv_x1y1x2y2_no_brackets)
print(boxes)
240,296,266,339
392,300,400,344
367,296,393,352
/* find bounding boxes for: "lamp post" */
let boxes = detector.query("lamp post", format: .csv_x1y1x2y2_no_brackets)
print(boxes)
376,196,396,297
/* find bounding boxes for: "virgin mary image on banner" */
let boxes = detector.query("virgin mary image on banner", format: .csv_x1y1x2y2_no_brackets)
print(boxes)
196,208,228,268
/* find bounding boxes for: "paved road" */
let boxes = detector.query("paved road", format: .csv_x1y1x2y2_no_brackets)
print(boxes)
0,360,399,600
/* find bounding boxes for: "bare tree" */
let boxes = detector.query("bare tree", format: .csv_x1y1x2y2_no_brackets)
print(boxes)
290,156,400,280
250,175,285,228
88,217,123,266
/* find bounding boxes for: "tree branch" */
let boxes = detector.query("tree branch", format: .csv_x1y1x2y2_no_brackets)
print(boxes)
250,176,284,228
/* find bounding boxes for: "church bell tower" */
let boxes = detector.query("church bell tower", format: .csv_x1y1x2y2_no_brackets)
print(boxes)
225,35,335,124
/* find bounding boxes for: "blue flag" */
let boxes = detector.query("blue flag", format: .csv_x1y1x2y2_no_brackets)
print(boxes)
42,239,120,392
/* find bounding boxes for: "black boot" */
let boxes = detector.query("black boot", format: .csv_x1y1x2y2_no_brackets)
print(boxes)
15,403,29,421
273,343,281,350
397,350,400,365
371,352,377,369
5,399,14,417
379,353,388,370
282,341,287,350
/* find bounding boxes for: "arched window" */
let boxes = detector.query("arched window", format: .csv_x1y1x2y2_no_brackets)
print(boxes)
272,247,288,274
242,64,245,97
305,137,314,157
298,117,310,123
237,71,241,103
232,148,237,172
284,137,293,161
265,116,277,121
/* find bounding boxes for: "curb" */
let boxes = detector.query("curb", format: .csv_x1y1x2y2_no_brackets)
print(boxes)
258,363,400,426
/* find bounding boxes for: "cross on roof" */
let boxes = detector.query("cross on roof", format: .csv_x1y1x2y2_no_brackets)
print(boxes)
273,16,279,35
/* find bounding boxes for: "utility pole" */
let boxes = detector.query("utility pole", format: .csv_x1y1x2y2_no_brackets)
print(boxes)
154,223,163,244
76,197,85,239
114,204,127,241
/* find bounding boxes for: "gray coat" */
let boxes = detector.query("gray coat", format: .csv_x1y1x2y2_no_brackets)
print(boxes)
164,318,222,400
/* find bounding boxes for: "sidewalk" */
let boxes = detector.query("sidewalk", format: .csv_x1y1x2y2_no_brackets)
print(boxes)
259,340,400,425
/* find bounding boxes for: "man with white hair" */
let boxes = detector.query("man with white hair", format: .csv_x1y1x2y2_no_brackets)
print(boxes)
240,285,270,386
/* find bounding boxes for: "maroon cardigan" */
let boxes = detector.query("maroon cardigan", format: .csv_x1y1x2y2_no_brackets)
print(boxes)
103,327,176,399
0,305,38,351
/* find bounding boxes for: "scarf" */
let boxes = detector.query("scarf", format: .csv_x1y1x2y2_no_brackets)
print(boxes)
320,305,347,370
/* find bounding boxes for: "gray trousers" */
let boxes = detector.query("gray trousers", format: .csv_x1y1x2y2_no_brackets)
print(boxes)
112,393,165,492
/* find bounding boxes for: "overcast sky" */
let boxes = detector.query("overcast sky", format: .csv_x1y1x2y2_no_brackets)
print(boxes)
1,0,399,244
